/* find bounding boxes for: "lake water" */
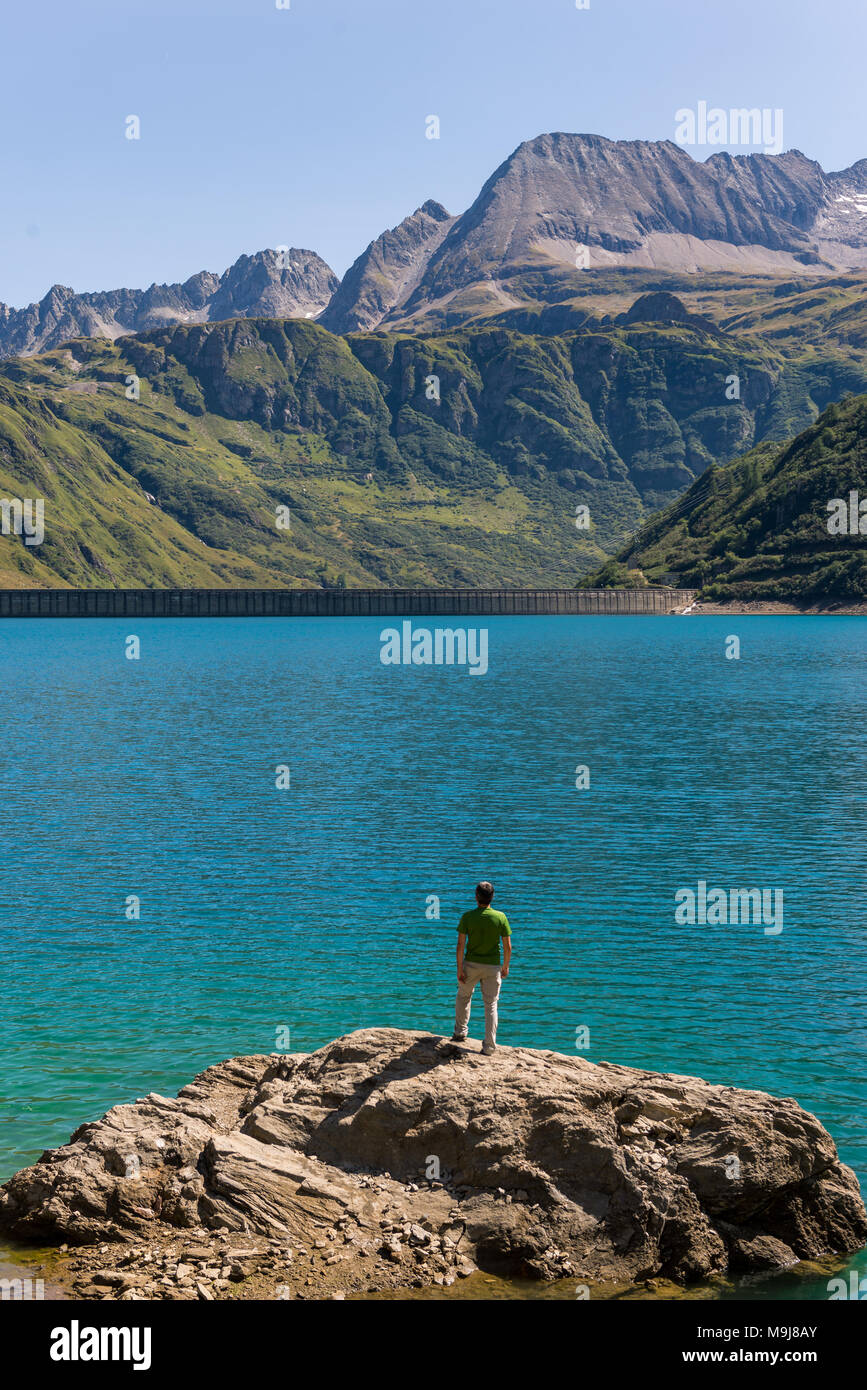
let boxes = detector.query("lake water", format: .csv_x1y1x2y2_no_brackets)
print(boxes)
1,615,865,1300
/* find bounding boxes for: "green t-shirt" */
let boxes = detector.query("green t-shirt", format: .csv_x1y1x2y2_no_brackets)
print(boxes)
457,906,511,964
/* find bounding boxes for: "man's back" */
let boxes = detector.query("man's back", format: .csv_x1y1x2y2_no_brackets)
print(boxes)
458,905,510,964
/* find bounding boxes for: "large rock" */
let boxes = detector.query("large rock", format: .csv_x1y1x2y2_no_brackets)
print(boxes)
1,1030,864,1285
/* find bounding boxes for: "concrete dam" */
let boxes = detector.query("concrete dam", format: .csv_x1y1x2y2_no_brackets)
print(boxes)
0,588,695,619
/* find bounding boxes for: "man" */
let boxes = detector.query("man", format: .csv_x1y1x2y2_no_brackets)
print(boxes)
452,881,512,1055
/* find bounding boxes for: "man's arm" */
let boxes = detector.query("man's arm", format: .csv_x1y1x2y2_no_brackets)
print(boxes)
501,934,512,977
457,932,467,982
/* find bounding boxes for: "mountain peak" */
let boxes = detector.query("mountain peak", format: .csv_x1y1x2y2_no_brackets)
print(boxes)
0,249,340,357
3,132,867,357
418,199,452,222
386,134,867,328
319,201,457,334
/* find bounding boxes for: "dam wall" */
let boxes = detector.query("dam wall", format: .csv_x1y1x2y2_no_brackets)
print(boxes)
0,587,695,619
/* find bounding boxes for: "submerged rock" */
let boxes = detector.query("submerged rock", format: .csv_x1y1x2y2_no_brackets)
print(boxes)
1,1029,864,1287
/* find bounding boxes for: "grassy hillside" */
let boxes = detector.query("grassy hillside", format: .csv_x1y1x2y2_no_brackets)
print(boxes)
0,313,866,588
396,263,867,346
590,394,867,602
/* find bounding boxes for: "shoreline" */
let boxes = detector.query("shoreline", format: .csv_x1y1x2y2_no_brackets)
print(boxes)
1,1231,859,1302
0,1244,67,1301
671,599,867,616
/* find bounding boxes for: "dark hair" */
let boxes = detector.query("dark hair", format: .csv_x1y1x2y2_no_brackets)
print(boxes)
476,881,494,905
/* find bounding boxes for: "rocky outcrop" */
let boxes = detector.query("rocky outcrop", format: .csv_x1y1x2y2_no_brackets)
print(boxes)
205,249,338,324
0,249,338,359
320,200,457,333
2,1029,863,1294
620,291,719,336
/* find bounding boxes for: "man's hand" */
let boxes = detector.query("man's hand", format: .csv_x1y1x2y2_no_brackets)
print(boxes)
500,965,509,978
456,932,467,984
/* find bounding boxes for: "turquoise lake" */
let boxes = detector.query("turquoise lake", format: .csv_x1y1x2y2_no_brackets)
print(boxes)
1,614,865,1299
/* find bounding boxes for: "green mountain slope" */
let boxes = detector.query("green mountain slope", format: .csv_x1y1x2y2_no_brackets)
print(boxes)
598,394,867,601
1,313,866,589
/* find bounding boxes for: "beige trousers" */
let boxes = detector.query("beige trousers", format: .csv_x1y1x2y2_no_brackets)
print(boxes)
455,960,502,1049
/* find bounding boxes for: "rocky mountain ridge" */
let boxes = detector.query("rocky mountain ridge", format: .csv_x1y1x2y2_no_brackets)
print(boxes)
319,199,457,334
384,135,867,329
0,248,338,359
4,134,867,357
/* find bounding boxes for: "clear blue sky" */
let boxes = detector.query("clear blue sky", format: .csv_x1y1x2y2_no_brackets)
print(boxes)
1,0,865,307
